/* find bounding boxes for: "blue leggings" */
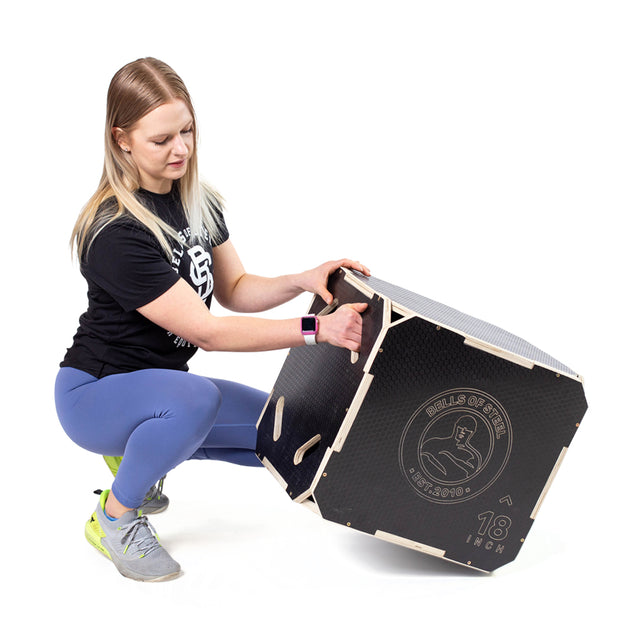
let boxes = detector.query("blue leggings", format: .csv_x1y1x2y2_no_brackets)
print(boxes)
55,367,267,509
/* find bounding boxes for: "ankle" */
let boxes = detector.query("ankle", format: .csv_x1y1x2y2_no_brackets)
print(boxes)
105,490,133,520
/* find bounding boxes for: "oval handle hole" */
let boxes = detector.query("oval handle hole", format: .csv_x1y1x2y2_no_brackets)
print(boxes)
293,434,321,465
318,299,339,316
273,396,285,441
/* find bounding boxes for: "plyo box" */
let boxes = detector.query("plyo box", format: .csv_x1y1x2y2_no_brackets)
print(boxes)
256,268,588,572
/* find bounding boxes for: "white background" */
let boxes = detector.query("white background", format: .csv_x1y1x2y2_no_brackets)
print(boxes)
2,1,637,637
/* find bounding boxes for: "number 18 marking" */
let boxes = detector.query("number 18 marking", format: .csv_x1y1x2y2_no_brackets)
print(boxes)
477,511,512,541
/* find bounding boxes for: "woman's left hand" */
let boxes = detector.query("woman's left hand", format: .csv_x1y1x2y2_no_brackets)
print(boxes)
299,259,371,305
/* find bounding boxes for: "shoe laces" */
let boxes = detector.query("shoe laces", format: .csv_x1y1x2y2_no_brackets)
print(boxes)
119,515,161,558
144,475,166,502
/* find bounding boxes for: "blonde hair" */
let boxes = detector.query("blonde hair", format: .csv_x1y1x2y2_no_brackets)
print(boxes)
71,57,224,260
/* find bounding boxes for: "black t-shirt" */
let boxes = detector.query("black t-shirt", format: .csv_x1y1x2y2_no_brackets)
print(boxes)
60,185,229,378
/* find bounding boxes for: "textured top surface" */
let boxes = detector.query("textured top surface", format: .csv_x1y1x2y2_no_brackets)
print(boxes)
349,270,578,377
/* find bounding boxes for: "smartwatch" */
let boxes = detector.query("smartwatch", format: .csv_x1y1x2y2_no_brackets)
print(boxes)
301,315,319,345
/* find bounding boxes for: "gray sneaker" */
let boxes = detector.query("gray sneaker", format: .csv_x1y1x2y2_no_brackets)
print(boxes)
85,490,181,582
140,476,169,514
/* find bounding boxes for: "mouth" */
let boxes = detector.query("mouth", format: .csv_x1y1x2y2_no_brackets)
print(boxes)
168,159,186,168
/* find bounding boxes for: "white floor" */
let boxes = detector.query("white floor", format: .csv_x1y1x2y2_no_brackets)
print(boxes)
12,366,631,638
4,2,637,637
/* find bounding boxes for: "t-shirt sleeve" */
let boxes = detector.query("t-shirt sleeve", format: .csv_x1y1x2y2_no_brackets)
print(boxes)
82,221,180,312
209,195,230,246
215,212,230,246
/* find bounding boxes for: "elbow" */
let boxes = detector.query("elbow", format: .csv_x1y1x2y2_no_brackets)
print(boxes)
195,331,219,352
188,318,221,352
213,291,246,314
199,339,218,352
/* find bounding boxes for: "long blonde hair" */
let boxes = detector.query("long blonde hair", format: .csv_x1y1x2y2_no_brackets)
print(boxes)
71,57,224,260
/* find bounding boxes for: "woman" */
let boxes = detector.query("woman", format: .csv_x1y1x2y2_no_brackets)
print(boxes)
55,57,369,583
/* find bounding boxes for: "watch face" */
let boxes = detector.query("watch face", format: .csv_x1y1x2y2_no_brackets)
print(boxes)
301,316,317,333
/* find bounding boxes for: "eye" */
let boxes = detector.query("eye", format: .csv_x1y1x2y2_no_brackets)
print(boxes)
153,138,168,146
181,127,193,135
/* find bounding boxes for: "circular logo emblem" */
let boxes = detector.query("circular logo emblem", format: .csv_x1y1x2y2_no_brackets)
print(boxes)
398,388,512,504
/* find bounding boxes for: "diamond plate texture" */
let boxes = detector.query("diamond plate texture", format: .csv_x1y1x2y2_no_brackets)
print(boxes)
350,270,578,376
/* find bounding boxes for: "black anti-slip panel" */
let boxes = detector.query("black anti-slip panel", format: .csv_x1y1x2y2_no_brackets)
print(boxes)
256,269,588,571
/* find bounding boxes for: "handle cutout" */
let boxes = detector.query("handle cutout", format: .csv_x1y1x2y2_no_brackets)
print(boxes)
273,396,285,441
293,434,321,465
318,299,339,316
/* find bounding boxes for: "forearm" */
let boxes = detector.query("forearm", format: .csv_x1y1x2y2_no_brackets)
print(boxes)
213,242,368,312
216,272,306,313
199,305,366,353
138,278,367,353
198,315,304,351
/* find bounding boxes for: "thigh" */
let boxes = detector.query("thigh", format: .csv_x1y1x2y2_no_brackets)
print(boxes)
55,366,219,455
197,378,268,450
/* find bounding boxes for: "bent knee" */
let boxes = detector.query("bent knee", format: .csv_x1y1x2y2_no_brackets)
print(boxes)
190,378,223,427
167,376,222,439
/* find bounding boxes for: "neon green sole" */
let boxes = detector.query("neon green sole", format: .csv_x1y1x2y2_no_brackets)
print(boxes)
85,512,112,560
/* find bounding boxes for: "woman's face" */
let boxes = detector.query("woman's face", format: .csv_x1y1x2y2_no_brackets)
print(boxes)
115,99,194,194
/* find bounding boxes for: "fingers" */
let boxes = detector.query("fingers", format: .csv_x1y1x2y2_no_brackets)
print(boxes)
350,260,371,277
346,303,368,351
318,302,368,351
331,258,371,277
318,287,333,305
346,302,369,313
303,259,370,303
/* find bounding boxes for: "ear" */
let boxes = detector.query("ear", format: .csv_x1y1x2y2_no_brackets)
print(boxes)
112,127,131,153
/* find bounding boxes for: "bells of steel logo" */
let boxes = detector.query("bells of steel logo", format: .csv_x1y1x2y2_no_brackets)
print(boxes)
399,389,512,504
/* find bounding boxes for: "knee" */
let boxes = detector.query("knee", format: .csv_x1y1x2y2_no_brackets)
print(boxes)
176,376,222,440
195,378,223,425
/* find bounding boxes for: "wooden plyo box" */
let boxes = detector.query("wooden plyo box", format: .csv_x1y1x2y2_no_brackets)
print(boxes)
256,268,588,572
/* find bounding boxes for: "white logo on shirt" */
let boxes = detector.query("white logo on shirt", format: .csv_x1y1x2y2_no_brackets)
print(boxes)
188,245,213,300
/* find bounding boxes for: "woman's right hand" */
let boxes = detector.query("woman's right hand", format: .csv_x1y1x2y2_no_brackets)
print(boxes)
317,303,368,352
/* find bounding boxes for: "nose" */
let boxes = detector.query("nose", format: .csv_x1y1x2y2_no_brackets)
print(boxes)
172,135,189,158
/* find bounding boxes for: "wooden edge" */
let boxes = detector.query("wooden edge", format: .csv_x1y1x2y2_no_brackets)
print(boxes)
299,498,321,515
390,302,415,322
293,487,312,503
256,389,273,428
308,447,334,500
260,456,289,491
330,298,416,454
361,298,391,374
340,268,583,383
530,446,569,519
374,530,490,573
374,530,446,557
421,314,582,382
295,446,336,506
342,268,375,298
333,373,375,453
360,298,416,374
464,337,535,370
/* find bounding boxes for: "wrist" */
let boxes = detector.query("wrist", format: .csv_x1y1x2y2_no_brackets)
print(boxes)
300,315,319,345
288,271,308,295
